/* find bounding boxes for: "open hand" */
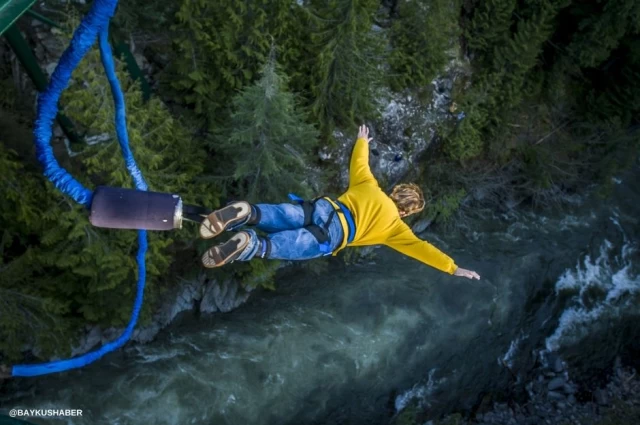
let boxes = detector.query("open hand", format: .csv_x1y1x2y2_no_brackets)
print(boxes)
358,124,373,143
454,267,480,280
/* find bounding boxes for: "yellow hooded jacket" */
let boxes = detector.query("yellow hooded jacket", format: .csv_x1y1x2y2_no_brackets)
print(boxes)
328,137,458,275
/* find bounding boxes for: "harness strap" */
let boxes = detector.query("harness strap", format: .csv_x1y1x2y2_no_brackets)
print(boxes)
258,237,272,259
332,199,356,244
287,193,356,254
183,204,210,224
300,200,315,228
287,193,333,250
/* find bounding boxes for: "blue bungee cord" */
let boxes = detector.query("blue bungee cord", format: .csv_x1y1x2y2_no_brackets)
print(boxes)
10,0,148,377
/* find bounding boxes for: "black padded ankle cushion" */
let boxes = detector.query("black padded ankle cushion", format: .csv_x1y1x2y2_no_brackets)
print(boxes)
89,186,180,231
247,204,261,225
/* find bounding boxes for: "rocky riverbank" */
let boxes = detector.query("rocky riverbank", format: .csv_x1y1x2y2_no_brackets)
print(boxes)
393,355,640,425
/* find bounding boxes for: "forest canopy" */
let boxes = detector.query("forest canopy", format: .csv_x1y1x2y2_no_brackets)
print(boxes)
0,0,638,362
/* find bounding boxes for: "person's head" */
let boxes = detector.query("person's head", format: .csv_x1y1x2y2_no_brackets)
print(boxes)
390,183,425,218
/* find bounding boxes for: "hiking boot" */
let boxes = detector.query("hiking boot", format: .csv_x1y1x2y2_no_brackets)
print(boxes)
201,231,251,268
199,201,252,239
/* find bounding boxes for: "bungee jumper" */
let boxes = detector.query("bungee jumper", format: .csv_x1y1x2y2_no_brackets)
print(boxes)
198,125,481,280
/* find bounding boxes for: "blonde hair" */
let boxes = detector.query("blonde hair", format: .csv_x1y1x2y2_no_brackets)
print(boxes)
390,183,425,217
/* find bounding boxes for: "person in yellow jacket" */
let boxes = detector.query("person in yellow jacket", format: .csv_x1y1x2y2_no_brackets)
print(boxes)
200,125,480,280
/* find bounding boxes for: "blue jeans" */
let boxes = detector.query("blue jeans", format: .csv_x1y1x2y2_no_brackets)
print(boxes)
236,199,344,261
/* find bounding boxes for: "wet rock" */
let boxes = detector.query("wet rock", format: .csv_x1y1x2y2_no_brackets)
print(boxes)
134,53,146,70
132,324,161,343
200,278,251,313
548,391,566,401
567,395,577,405
563,383,577,394
41,37,63,58
553,357,565,373
71,325,102,356
411,218,432,234
45,62,58,77
34,44,45,61
69,275,209,355
548,377,565,391
320,55,470,192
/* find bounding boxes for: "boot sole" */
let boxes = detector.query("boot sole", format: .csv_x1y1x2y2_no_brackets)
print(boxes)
202,232,251,268
199,201,251,239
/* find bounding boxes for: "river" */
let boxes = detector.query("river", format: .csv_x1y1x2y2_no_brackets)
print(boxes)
1,166,638,425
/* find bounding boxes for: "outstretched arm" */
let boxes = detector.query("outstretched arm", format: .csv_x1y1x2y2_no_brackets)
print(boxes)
349,125,377,187
385,221,480,279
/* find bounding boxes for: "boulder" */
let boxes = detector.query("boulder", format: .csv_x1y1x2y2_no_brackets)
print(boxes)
548,377,566,391
200,279,252,314
548,391,566,401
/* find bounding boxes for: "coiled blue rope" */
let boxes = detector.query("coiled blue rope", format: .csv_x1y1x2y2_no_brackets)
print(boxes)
11,0,148,377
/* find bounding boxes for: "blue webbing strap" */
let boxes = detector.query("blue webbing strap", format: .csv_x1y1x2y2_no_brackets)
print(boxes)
11,0,149,377
334,200,356,244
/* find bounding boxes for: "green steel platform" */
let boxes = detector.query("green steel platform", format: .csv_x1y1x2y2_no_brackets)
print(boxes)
1,0,151,147
0,0,36,36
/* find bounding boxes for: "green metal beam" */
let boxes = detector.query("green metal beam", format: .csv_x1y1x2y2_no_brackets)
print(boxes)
3,23,46,89
1,1,153,150
4,23,82,145
25,9,60,29
0,0,36,36
113,38,152,101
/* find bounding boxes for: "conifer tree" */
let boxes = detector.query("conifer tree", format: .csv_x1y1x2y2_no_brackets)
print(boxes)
389,0,460,91
447,0,569,161
565,0,640,68
214,51,319,203
465,0,517,55
307,0,385,141
0,145,75,361
171,0,298,124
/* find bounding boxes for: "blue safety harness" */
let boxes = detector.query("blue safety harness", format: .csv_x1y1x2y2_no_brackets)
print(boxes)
287,194,356,254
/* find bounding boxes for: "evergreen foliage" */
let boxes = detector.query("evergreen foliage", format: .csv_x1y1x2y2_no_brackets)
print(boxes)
307,0,385,141
446,0,569,162
0,146,78,360
170,0,297,124
430,0,639,210
0,32,221,361
213,52,319,203
565,0,640,68
389,0,460,91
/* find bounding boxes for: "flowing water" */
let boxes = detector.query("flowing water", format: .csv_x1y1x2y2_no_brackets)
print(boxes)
1,167,639,425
